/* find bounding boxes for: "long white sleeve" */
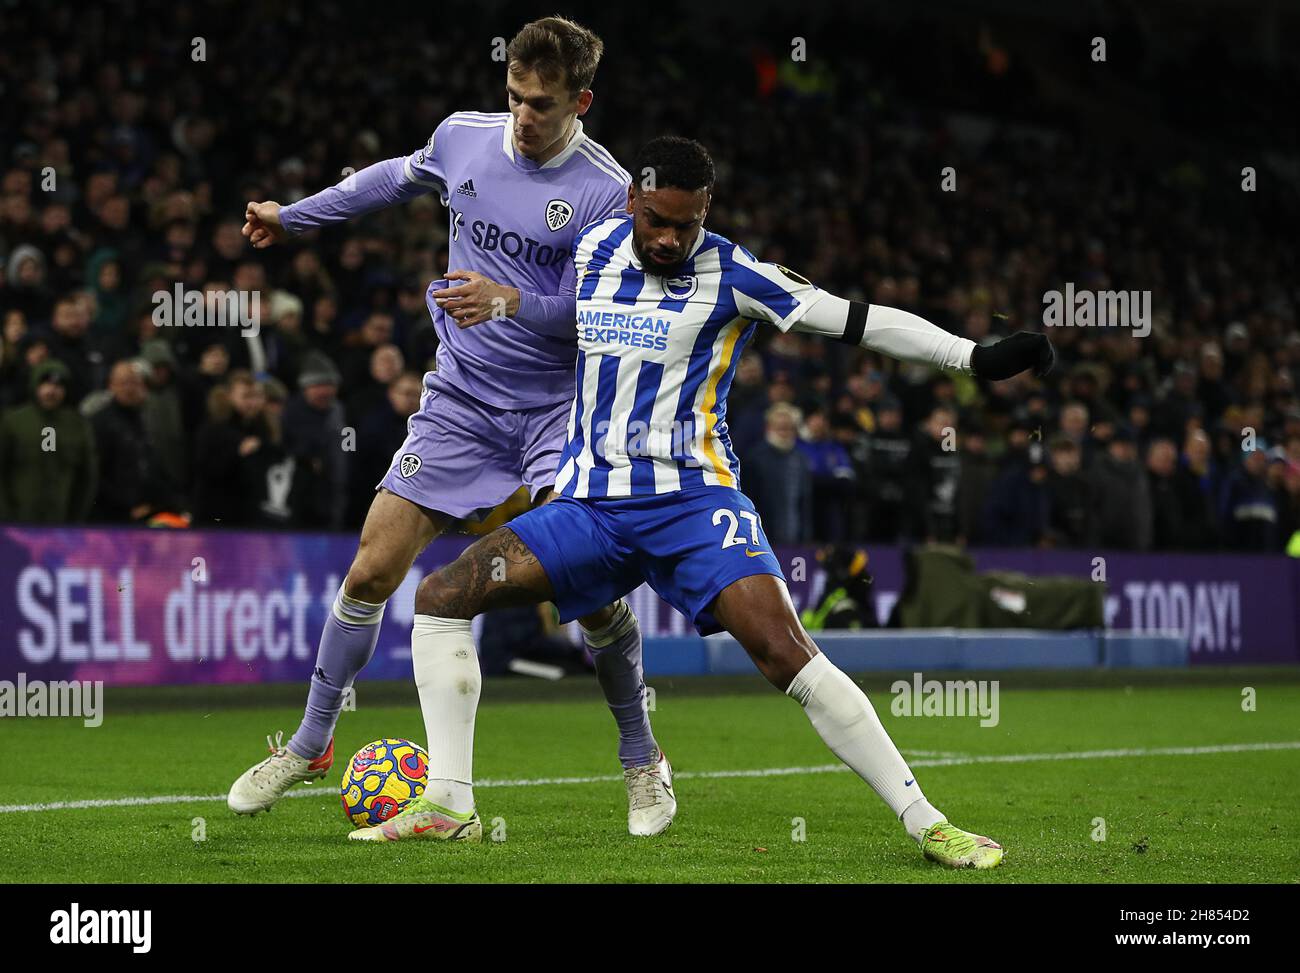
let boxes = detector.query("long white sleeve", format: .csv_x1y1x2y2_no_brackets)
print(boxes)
791,294,974,372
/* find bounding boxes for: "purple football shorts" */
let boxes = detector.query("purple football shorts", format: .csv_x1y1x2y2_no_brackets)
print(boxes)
377,371,570,520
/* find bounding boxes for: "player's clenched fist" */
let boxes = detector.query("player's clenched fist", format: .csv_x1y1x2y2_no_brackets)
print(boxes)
435,270,521,328
243,200,287,249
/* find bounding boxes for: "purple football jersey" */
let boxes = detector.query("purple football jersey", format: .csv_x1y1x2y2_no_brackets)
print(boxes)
281,111,629,409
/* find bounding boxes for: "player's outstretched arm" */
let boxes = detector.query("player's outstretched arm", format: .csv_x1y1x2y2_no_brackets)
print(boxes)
249,157,440,246
792,295,1055,379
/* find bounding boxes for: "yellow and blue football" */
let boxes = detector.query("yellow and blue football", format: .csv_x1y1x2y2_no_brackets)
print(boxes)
340,738,428,828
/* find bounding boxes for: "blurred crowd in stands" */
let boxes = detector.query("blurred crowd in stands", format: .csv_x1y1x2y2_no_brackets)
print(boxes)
2,2,1298,553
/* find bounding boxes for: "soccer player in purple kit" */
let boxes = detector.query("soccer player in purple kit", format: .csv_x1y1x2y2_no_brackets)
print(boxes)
227,17,677,840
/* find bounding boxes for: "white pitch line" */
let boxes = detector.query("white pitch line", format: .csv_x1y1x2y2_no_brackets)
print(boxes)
1,741,1296,815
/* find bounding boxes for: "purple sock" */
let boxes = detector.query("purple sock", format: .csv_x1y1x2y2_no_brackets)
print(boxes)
583,600,658,769
287,589,385,760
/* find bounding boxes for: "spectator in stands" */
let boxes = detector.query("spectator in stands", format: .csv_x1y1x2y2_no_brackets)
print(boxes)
208,219,248,282
4,243,50,322
283,250,336,325
745,402,812,545
45,294,107,404
1,313,44,409
1152,361,1204,441
345,343,404,426
1176,428,1221,549
1044,435,1092,548
1090,427,1152,550
90,360,180,522
1219,446,1279,551
1057,400,1090,455
261,290,311,389
906,404,962,543
829,411,871,538
0,359,97,523
261,375,290,429
956,421,997,546
180,341,232,432
982,426,1049,546
1147,438,1193,550
283,350,348,530
192,370,291,526
339,311,396,391
138,339,189,494
1197,342,1234,424
797,407,856,541
726,350,767,457
859,396,911,542
85,248,128,337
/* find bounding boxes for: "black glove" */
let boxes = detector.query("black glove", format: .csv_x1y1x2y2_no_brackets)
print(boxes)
970,331,1056,380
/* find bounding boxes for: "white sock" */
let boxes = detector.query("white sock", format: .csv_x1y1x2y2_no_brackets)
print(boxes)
786,653,945,843
412,614,481,816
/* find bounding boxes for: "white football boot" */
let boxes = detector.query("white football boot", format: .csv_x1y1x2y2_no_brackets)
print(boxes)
624,750,676,836
227,731,334,815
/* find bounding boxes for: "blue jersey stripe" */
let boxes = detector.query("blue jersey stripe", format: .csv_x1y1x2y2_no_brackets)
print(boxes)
728,260,800,320
672,247,740,490
578,219,634,300
612,263,645,305
584,355,623,496
558,349,588,497
628,360,664,494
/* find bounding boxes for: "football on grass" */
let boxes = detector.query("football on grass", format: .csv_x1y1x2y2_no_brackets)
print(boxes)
340,738,428,828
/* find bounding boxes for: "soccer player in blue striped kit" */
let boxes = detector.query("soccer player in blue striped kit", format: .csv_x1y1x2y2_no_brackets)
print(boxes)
228,17,677,839
355,136,1055,866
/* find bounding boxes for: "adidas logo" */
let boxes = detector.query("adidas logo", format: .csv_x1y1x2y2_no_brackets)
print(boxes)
456,179,477,197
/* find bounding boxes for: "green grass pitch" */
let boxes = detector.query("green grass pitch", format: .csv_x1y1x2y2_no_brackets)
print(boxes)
1,669,1298,883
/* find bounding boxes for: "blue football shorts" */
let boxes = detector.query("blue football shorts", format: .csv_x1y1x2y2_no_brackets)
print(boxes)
508,485,786,635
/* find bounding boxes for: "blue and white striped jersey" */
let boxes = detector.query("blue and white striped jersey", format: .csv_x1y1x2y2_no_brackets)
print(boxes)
553,215,828,499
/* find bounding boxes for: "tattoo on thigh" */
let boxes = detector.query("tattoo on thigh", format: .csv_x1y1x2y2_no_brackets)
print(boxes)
434,528,551,616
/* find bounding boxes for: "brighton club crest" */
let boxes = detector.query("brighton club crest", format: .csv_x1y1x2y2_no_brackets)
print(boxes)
662,274,698,301
546,198,574,231
399,453,422,478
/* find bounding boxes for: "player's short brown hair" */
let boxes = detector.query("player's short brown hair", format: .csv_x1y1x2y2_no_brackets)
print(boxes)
506,15,604,93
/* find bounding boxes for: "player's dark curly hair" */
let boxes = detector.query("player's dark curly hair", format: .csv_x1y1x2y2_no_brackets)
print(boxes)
507,16,604,93
633,136,715,194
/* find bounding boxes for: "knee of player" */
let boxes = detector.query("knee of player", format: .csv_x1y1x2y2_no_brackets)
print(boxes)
345,555,404,603
749,635,815,691
414,570,462,618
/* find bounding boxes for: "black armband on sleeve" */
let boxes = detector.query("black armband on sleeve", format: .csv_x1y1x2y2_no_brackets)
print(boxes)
839,300,869,346
970,331,1057,380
